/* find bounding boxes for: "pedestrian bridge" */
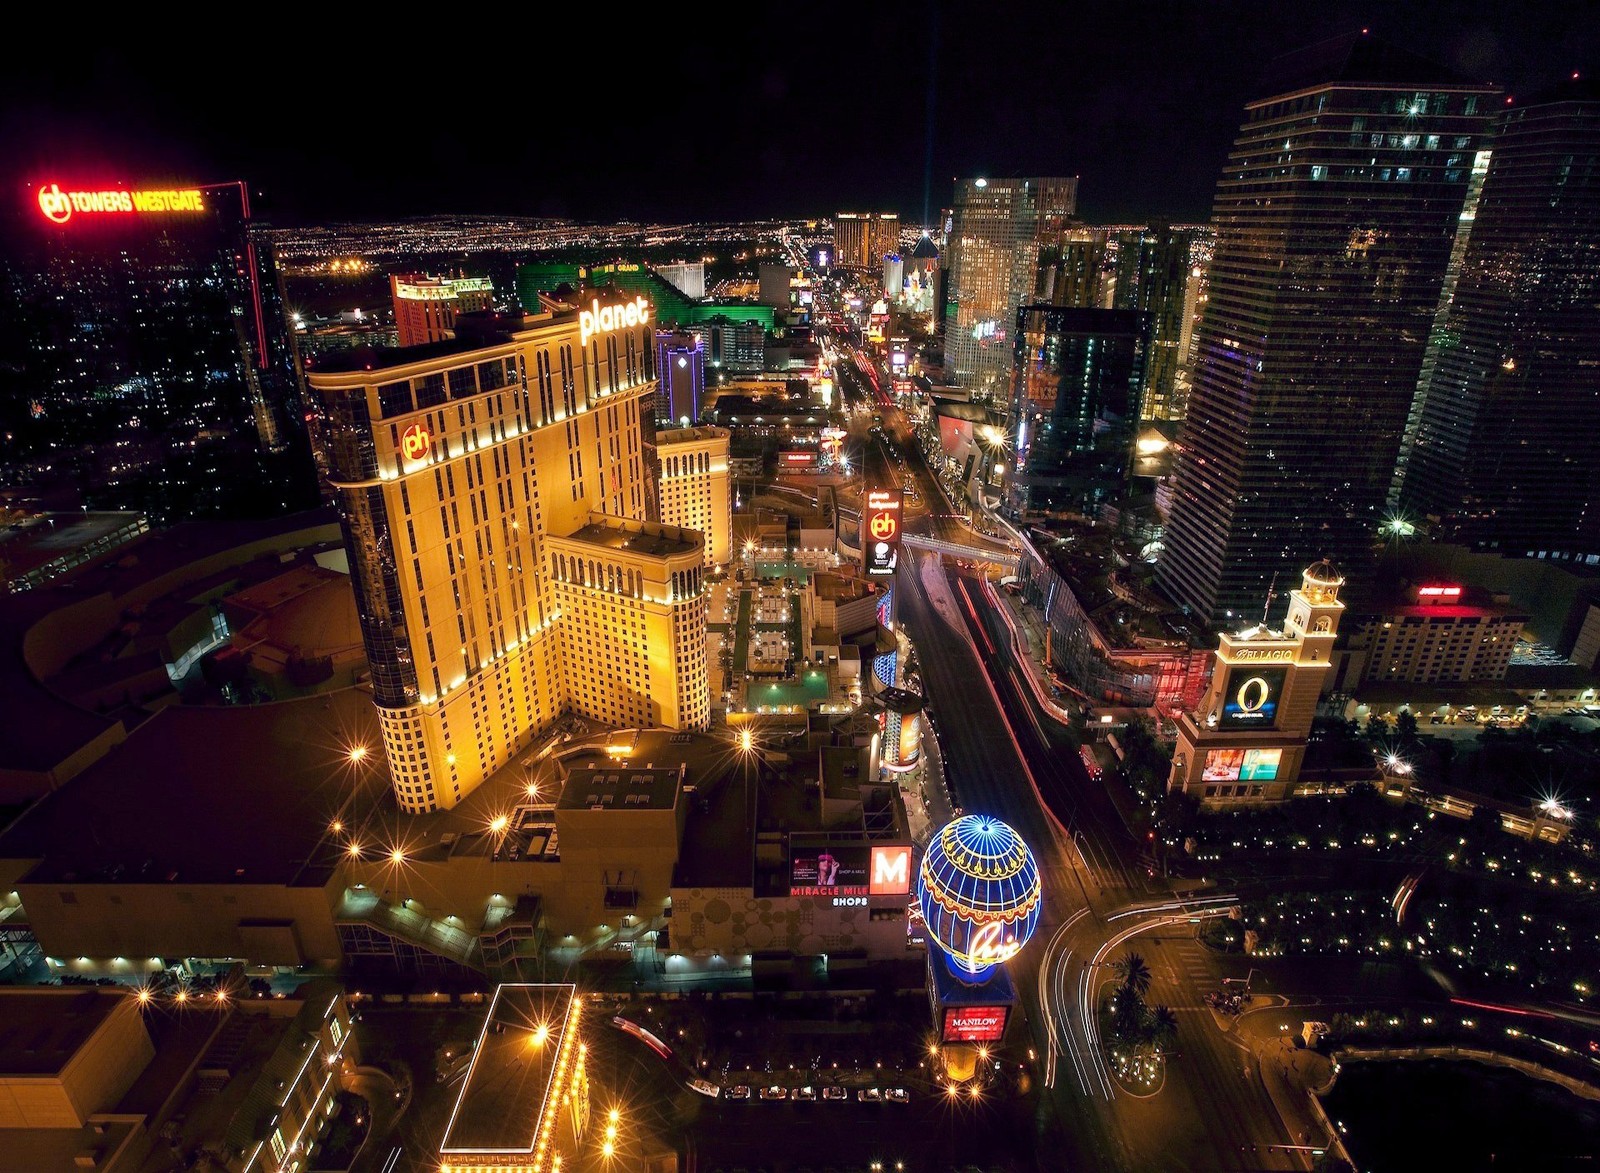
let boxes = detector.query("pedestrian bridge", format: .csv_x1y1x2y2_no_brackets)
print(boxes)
902,532,1020,570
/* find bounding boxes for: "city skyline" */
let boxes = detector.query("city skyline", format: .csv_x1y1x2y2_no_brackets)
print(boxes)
2,5,1596,228
2,12,1599,1173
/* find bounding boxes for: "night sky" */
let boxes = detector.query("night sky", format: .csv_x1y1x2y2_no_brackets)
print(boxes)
3,2,1595,229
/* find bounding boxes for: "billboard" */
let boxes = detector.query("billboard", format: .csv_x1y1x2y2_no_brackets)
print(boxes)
1202,748,1244,782
1240,748,1282,781
789,842,869,896
868,844,913,895
865,489,901,576
896,711,922,769
778,449,818,469
942,1005,1009,1044
1218,666,1287,729
1204,746,1283,782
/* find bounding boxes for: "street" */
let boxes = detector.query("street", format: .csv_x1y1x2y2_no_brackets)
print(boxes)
825,332,1332,1169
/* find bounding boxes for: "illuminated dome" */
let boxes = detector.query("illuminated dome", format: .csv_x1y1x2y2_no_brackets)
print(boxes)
1301,559,1344,605
1303,559,1343,587
917,815,1042,977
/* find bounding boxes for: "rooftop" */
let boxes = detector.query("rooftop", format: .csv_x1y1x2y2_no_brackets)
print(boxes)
0,511,338,774
305,310,562,375
440,984,578,1157
0,686,389,887
1257,31,1484,98
558,765,682,812
0,511,145,582
558,515,702,559
0,987,124,1076
656,426,729,446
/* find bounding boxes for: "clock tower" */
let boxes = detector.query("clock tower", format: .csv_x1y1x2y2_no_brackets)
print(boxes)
1168,561,1347,805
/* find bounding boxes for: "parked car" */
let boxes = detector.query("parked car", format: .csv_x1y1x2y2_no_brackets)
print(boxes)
793,1086,817,1102
856,1087,883,1103
760,1086,789,1101
725,1085,751,1101
885,1088,910,1104
822,1086,848,1102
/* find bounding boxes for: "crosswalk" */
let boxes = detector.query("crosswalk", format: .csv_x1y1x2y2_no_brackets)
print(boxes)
1144,937,1218,1012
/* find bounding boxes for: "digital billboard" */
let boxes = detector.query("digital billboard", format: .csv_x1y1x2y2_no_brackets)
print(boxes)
1218,666,1287,729
1240,748,1282,781
942,1005,1009,1044
1202,748,1244,782
865,489,901,576
1203,747,1282,782
789,842,869,897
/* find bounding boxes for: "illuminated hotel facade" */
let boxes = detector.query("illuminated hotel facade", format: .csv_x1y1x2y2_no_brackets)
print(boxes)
389,273,496,347
1168,562,1345,805
655,427,731,568
942,177,1078,401
308,295,710,813
832,212,900,271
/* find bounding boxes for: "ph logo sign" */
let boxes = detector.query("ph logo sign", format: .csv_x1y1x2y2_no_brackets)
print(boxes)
38,184,73,224
400,422,431,463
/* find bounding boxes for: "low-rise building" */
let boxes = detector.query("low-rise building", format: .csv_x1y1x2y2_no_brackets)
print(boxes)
1333,583,1527,691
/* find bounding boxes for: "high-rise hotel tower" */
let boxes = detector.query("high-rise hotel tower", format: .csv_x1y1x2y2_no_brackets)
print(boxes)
1156,34,1497,623
309,295,710,812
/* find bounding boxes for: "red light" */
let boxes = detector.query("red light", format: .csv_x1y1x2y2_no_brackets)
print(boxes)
1418,585,1462,598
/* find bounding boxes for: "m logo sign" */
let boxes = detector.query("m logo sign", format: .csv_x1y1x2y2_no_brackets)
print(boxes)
869,844,912,895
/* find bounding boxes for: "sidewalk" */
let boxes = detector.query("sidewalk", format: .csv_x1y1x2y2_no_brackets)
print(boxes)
1234,1008,1350,1167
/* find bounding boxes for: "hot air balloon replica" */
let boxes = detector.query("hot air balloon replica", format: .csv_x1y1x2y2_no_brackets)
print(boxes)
919,814,1043,1068
917,814,1042,978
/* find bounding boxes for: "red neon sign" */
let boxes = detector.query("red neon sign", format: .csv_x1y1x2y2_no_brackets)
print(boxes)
1418,585,1462,599
36,183,206,225
400,422,431,462
942,1005,1008,1043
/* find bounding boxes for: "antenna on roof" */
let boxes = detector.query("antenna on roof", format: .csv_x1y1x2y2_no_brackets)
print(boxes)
1260,571,1280,627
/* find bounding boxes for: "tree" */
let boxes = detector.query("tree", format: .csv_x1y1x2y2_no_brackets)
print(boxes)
1112,951,1152,999
1111,988,1147,1043
1395,709,1420,747
1149,1005,1179,1052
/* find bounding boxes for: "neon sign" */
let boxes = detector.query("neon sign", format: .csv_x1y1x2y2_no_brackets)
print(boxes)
37,183,206,225
579,296,652,347
942,1005,1008,1044
869,844,912,895
400,422,431,462
865,489,901,577
1418,585,1463,599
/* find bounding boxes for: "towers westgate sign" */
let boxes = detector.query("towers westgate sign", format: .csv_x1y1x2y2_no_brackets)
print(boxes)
37,183,206,225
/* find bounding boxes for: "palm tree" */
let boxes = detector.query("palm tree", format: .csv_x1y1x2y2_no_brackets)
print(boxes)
1110,988,1146,1043
1112,951,1152,999
1149,1005,1179,1052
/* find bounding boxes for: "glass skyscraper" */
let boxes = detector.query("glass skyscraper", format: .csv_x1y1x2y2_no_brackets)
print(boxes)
1109,225,1207,422
1392,76,1600,560
942,177,1078,402
1156,34,1497,623
1008,305,1150,517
